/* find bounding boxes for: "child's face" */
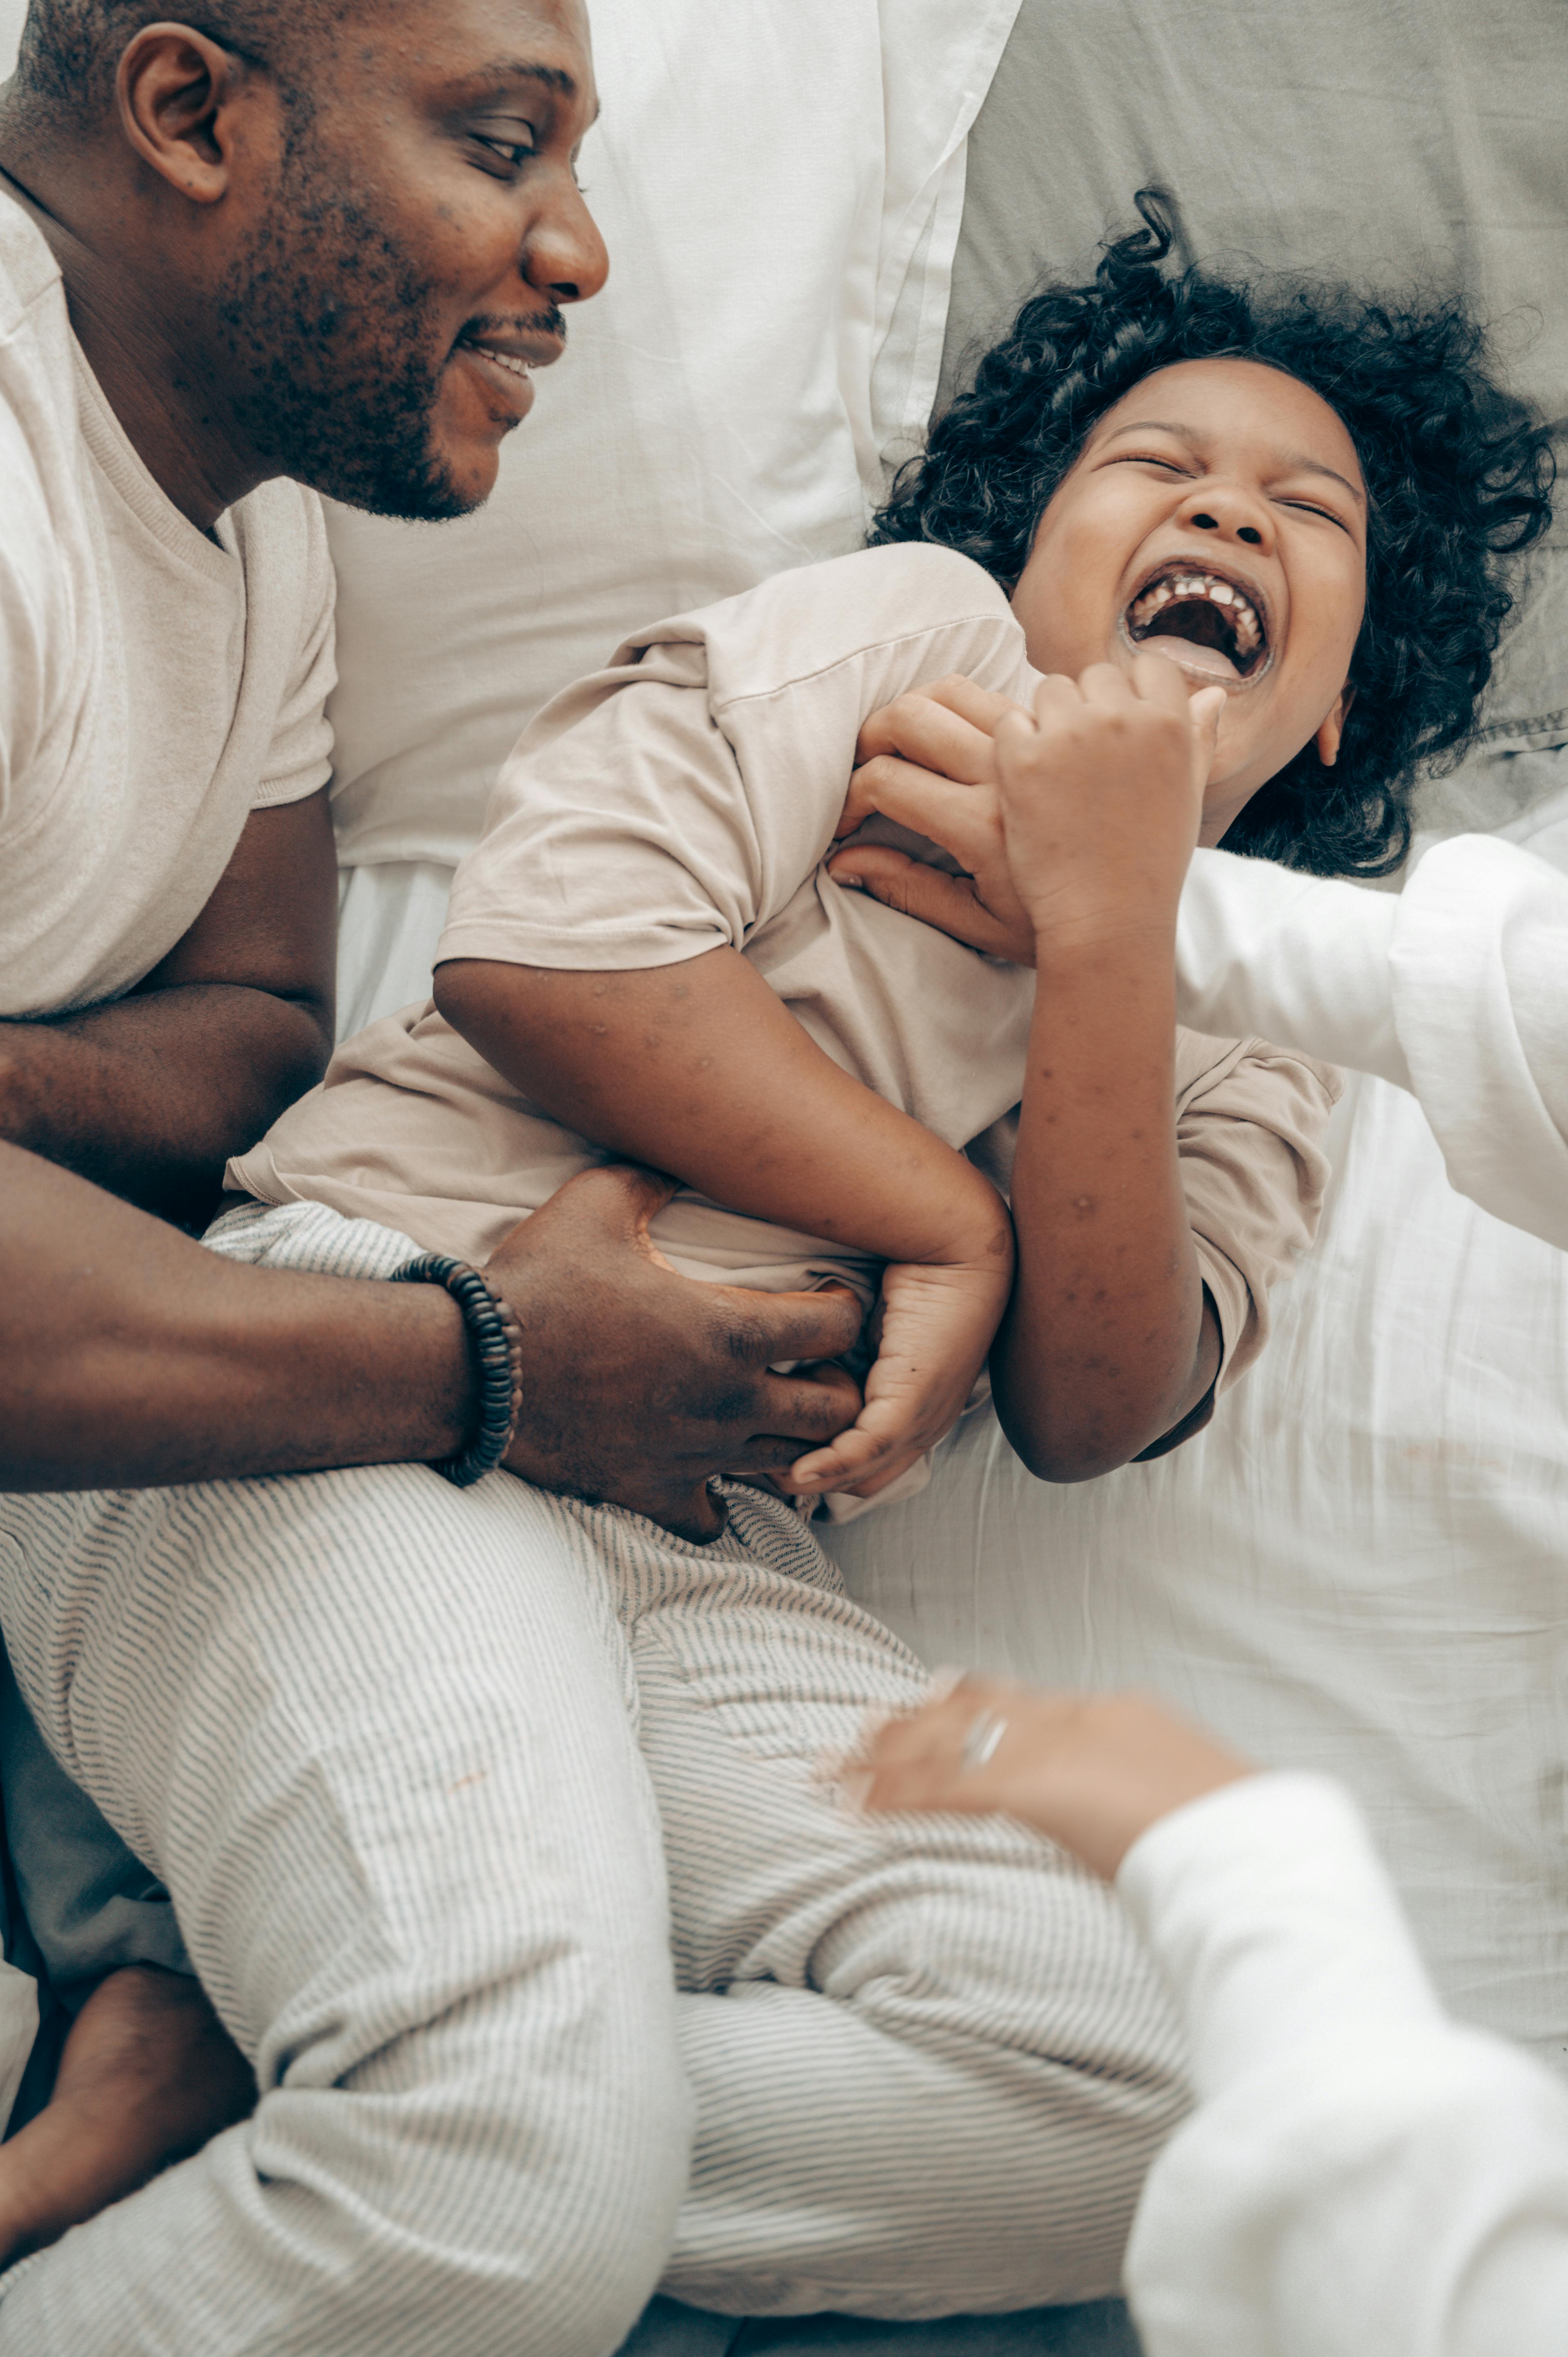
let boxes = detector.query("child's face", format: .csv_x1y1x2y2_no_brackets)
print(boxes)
1009,358,1367,843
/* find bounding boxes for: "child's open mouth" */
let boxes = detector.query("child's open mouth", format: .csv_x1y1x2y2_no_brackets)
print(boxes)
1119,562,1271,688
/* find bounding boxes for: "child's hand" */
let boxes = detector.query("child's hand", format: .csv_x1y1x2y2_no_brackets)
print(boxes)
841,1674,1254,1880
829,674,1040,965
788,1245,1013,1501
995,658,1226,953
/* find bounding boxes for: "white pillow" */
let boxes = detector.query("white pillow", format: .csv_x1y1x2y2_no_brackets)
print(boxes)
325,0,1022,873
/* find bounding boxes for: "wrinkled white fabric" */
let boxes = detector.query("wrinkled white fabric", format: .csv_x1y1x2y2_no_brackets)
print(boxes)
1120,1773,1568,2357
1176,789,1568,1248
827,769,1568,2078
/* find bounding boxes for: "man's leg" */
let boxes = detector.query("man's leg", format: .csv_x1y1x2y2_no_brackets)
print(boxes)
588,1482,1187,2321
0,1216,689,2356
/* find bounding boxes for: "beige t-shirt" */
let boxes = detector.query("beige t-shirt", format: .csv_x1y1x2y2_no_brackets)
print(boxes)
233,544,1338,1407
0,192,336,1017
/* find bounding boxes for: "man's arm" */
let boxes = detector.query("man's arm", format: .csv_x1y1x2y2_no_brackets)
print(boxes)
0,1144,863,1529
435,947,1014,1499
0,789,339,1225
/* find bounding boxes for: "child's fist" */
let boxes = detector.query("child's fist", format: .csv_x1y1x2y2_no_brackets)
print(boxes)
994,656,1226,952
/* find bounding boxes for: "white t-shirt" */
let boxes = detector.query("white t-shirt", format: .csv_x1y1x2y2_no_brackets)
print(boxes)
1120,1771,1568,2357
0,190,336,1017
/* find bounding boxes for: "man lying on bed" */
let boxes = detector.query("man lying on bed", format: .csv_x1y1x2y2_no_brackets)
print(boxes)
0,5,887,2351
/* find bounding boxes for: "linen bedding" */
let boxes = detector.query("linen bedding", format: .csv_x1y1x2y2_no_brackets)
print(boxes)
3,1,1565,2351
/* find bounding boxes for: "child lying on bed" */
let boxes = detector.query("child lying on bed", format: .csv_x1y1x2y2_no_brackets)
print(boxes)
228,205,1541,1532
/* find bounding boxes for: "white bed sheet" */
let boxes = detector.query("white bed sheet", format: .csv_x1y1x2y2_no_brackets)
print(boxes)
826,787,1568,2072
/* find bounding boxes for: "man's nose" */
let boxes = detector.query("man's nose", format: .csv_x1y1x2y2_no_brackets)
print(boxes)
523,173,610,307
1180,483,1274,555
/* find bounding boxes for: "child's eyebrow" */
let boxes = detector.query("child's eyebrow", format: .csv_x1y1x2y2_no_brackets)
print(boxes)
1099,418,1365,508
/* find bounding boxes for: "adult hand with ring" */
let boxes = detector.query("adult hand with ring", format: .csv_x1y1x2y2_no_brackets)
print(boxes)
849,1674,1254,1879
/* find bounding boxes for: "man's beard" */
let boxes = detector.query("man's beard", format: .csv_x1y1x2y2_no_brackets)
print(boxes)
215,146,472,522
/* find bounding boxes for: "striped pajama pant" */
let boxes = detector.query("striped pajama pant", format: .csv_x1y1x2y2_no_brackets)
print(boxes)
0,1201,1186,2354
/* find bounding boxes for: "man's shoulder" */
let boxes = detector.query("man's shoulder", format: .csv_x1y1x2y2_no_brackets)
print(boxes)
622,542,1023,712
0,189,64,343
225,476,335,638
228,476,332,575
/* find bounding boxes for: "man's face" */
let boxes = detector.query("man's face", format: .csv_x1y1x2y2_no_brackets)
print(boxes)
1009,358,1367,842
215,0,606,519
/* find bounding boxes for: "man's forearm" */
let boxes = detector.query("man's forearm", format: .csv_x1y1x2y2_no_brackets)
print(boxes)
0,982,331,1224
0,1146,473,1489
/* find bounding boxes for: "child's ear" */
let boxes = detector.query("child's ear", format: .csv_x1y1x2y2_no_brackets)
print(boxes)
1314,686,1356,769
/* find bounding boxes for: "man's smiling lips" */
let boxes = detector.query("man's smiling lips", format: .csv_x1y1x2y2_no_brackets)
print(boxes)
451,326,566,423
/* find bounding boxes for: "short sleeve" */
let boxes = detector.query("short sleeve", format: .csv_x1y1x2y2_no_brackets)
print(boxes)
1173,1030,1342,1394
0,396,66,835
250,489,337,811
438,543,1031,975
439,646,768,971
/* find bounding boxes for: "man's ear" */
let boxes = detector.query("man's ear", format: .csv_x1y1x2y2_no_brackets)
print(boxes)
116,26,252,204
1314,685,1356,770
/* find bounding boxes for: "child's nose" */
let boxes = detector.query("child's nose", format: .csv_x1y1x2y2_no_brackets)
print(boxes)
1181,485,1274,554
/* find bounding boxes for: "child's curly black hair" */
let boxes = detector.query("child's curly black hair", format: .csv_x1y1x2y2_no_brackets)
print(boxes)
870,193,1555,876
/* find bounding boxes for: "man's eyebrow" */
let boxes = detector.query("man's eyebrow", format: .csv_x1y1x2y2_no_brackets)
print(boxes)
1099,419,1364,506
450,59,590,106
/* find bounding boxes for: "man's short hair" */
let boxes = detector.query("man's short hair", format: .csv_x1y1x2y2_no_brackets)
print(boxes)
14,2,347,117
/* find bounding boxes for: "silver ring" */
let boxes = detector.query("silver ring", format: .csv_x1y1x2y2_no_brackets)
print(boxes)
959,1706,1007,1775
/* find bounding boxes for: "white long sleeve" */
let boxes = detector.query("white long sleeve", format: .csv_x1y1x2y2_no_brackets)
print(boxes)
1176,834,1568,1247
1118,1774,1568,2357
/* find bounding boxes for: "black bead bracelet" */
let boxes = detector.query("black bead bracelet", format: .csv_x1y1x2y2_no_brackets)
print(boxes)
391,1254,523,1487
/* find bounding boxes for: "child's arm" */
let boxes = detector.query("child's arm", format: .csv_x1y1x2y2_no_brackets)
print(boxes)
434,947,1014,1500
988,659,1228,1480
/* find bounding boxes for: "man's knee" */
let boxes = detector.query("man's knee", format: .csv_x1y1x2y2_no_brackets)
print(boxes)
246,2031,692,2356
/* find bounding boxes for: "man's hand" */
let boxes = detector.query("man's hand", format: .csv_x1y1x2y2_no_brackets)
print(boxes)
847,1674,1254,1881
483,1164,864,1540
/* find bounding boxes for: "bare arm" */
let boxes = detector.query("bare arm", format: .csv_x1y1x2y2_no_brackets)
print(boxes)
0,1144,863,1529
0,789,339,1225
435,945,1014,1497
989,664,1227,1478
0,1140,474,1487
1001,932,1222,1478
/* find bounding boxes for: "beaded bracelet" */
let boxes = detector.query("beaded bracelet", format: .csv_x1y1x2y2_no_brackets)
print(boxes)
391,1254,523,1487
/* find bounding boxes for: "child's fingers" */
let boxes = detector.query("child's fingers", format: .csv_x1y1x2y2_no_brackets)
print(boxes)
854,693,998,783
920,675,1027,735
836,757,1001,868
1187,683,1227,784
787,1420,922,1493
1126,650,1195,713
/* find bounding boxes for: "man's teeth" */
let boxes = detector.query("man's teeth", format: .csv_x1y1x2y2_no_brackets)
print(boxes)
468,344,532,381
1129,571,1263,657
